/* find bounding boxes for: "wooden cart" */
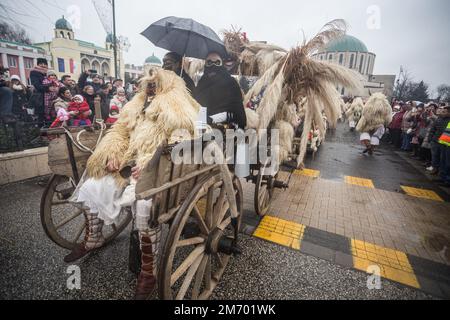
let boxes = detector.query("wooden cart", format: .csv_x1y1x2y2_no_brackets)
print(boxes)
40,122,292,300
40,125,243,300
135,137,243,300
40,126,132,250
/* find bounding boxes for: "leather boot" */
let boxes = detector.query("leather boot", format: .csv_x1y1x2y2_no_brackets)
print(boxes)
134,228,161,300
64,211,105,263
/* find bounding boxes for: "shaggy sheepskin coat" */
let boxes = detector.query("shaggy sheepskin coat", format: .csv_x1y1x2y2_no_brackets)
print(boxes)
86,68,200,187
345,98,364,123
356,93,393,133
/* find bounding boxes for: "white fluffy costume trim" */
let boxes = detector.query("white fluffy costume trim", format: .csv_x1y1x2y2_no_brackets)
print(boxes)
345,97,364,123
86,68,200,187
356,92,393,133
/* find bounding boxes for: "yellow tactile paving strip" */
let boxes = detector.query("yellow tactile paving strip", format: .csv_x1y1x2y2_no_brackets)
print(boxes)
351,239,420,288
401,186,444,202
253,215,422,290
294,169,321,178
344,176,375,188
253,216,305,250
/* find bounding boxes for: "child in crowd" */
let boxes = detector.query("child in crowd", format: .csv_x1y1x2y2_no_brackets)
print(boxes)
106,105,120,124
109,87,128,113
68,95,92,126
42,71,63,121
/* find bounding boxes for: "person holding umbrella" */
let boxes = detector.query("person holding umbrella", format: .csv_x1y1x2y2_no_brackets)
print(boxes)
162,52,196,94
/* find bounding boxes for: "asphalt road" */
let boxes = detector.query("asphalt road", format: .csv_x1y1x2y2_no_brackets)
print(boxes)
0,177,434,300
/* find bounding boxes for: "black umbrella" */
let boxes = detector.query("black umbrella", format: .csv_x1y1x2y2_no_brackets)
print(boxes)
141,16,227,60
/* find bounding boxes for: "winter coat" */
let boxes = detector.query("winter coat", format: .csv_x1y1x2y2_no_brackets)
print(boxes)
11,85,30,116
390,111,405,129
194,66,247,129
428,116,450,143
109,95,128,112
82,92,96,114
401,110,414,132
29,67,51,114
77,72,101,93
356,93,392,133
96,90,111,121
52,97,71,113
345,98,364,123
68,101,91,120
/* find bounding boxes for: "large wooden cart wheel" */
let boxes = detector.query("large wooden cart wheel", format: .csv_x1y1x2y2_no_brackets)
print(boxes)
40,174,132,250
254,160,276,217
158,171,243,300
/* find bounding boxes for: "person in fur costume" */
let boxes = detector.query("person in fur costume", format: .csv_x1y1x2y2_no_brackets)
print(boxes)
345,97,364,131
356,92,393,155
66,67,200,300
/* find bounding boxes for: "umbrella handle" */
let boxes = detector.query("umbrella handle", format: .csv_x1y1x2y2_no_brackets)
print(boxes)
180,55,185,77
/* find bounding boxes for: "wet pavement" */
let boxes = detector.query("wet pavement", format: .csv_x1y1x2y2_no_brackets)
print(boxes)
1,121,447,300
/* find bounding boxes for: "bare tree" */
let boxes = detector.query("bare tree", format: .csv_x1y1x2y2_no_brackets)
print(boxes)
437,84,450,103
393,67,412,101
0,21,32,45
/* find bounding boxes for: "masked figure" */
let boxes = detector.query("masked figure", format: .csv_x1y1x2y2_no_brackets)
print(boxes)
195,52,247,129
66,68,200,299
162,52,196,95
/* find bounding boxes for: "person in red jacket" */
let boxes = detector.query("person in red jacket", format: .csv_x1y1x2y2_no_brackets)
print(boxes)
389,103,406,148
68,95,92,126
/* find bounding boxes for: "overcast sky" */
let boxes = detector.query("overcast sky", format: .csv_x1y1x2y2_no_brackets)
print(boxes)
2,0,449,94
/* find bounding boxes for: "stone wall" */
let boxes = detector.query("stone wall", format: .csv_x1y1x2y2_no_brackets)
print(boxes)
0,147,51,185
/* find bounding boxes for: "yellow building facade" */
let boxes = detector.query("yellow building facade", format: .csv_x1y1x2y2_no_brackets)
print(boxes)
34,16,125,81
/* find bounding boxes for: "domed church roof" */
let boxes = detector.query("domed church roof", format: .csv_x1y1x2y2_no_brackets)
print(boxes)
145,53,162,65
55,16,73,31
323,35,368,53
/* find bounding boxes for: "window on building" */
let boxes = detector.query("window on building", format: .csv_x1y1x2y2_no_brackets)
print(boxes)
359,56,364,73
328,54,332,60
349,54,354,68
366,56,371,75
58,58,65,73
7,55,17,67
339,54,344,65
24,58,33,69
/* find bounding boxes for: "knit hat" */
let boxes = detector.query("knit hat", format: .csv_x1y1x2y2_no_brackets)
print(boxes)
73,95,84,102
10,75,21,81
47,70,57,76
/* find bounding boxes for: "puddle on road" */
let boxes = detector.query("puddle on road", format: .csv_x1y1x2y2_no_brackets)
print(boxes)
422,233,450,262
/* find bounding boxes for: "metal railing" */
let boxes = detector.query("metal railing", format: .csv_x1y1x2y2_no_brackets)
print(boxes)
0,120,49,153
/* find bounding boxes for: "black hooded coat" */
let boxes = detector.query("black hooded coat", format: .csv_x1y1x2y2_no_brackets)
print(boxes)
194,66,246,129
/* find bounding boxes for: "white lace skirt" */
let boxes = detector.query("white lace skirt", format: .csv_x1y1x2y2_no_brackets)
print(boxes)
70,175,129,226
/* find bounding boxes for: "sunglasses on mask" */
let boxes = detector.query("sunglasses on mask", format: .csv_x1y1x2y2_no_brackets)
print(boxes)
205,59,223,67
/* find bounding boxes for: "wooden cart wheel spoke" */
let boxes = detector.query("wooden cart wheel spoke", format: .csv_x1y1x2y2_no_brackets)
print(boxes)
215,202,230,229
72,222,85,243
212,183,226,223
204,256,212,291
175,253,204,300
51,200,70,206
192,206,209,235
205,186,215,229
41,175,132,250
191,255,208,300
176,237,205,248
159,172,242,300
55,209,83,230
217,217,232,231
214,252,224,268
170,244,205,286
